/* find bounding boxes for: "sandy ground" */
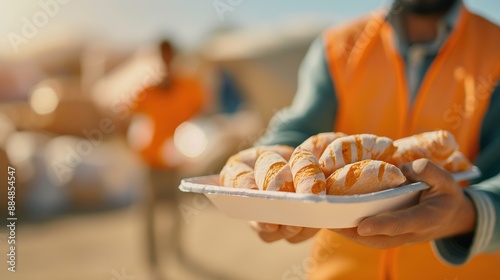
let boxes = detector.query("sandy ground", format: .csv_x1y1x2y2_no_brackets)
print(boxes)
0,194,313,280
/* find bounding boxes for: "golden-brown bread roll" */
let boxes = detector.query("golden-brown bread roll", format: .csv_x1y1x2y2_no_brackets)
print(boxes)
326,160,406,195
220,145,293,190
299,132,347,159
319,134,397,176
254,151,295,192
442,151,473,173
226,145,294,168
391,130,458,167
290,147,326,194
219,161,258,190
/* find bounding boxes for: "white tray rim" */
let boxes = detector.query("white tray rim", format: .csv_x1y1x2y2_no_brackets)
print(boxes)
179,166,480,204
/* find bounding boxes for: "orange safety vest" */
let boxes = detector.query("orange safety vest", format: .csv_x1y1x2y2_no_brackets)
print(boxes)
309,6,500,280
132,76,205,169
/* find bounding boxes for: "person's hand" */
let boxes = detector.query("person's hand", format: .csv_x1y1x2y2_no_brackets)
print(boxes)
249,222,320,243
330,158,476,249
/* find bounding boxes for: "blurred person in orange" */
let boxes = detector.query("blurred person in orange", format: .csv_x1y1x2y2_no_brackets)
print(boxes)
129,40,205,170
127,39,206,276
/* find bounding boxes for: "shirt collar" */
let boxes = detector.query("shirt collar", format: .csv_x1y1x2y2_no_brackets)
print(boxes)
388,0,463,54
444,0,462,29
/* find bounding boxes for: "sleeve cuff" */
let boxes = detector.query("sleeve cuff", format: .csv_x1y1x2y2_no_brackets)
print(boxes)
432,188,496,266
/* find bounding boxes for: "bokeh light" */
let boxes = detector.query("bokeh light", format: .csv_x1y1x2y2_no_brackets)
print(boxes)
29,85,60,115
127,114,154,151
174,121,208,158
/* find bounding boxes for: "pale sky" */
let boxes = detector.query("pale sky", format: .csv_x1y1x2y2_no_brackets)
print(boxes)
1,0,499,58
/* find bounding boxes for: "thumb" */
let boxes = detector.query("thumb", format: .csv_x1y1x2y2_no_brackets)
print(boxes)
401,159,456,195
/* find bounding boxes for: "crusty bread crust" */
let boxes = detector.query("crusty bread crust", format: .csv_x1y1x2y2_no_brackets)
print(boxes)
255,151,295,192
299,132,347,159
290,147,326,194
220,161,258,190
219,130,467,196
319,134,397,176
228,145,294,168
442,151,473,173
220,145,294,190
326,160,406,195
391,130,458,167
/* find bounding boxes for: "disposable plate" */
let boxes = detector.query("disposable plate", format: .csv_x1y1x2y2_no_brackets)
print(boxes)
179,167,481,228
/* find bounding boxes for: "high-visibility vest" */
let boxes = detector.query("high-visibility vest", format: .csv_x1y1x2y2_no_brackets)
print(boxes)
309,6,500,280
132,76,205,169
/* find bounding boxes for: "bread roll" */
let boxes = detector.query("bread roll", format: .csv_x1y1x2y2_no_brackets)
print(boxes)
319,134,396,176
442,151,472,173
219,161,258,190
254,151,295,192
227,145,294,168
326,160,406,195
299,132,347,159
220,145,293,190
290,147,326,194
392,130,458,167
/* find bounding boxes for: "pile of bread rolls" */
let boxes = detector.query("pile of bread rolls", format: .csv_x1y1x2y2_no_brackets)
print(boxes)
219,130,472,195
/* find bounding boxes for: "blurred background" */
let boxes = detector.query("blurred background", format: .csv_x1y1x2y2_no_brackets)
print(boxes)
0,1,498,279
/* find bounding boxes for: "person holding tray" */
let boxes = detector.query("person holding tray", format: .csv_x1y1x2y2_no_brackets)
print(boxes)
250,0,500,279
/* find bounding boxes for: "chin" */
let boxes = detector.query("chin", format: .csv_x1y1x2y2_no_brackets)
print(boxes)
397,0,458,15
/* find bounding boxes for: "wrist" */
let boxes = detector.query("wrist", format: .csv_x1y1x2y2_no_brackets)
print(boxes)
448,191,477,237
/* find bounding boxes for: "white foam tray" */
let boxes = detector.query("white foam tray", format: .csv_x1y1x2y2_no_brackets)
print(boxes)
179,167,481,228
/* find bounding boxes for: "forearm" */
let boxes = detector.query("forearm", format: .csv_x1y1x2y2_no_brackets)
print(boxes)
466,175,500,253
433,85,500,265
433,173,500,265
256,35,338,147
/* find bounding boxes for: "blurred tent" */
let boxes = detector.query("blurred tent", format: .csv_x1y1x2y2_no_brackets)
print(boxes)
200,17,327,125
90,45,164,113
0,36,133,136
88,17,329,178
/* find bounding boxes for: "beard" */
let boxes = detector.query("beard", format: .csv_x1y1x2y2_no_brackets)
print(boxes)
395,0,458,15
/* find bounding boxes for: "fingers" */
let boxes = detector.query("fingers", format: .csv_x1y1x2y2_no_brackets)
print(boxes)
249,221,280,233
325,159,464,247
249,222,318,243
286,227,321,244
249,222,282,243
401,159,456,195
260,225,301,243
357,159,459,238
279,225,303,239
331,228,417,249
357,197,450,236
